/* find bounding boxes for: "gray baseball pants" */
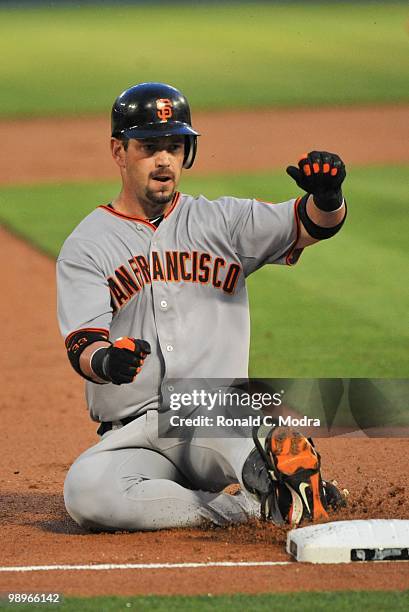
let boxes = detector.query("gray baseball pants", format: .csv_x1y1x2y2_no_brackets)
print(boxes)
64,410,258,531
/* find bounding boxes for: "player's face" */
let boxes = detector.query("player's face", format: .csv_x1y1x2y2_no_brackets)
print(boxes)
114,135,185,208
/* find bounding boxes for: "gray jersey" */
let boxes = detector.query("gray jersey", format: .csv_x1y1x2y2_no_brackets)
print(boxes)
57,192,303,422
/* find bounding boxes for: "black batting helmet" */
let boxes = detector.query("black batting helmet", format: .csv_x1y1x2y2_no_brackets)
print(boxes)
111,82,199,169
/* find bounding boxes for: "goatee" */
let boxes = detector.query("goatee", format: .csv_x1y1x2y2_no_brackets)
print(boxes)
145,188,175,207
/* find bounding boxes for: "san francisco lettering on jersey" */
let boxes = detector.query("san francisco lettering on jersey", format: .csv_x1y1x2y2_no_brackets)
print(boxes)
108,250,242,311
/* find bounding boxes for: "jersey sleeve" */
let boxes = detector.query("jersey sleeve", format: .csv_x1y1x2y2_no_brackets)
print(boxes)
56,238,112,340
227,196,303,275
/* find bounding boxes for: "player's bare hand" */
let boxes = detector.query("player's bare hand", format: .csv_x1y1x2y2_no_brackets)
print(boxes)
91,337,151,385
286,151,346,211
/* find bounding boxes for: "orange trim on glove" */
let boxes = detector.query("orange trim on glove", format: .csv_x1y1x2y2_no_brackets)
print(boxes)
113,337,136,351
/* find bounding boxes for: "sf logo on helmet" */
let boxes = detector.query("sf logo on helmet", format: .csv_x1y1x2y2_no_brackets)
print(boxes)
156,98,173,122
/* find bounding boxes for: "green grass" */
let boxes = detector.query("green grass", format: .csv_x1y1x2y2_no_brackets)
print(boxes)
3,591,409,611
0,2,408,116
0,165,408,377
261,378,409,429
0,181,120,257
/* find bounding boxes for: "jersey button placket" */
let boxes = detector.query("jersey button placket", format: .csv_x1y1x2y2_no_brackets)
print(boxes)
149,236,176,374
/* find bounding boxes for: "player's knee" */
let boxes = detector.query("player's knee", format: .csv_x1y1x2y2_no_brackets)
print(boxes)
63,456,113,531
64,455,152,531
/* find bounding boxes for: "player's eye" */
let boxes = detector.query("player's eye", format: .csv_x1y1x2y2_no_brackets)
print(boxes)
143,144,156,153
169,143,183,152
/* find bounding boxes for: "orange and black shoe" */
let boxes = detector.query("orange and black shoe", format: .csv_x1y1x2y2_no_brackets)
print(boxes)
242,426,346,526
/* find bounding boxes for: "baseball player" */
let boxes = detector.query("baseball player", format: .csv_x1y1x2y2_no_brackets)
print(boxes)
57,82,347,531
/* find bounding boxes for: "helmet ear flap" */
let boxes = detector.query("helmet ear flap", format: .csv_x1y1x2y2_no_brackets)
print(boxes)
183,135,197,169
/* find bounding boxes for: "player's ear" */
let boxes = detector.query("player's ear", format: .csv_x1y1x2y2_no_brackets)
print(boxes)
111,138,127,168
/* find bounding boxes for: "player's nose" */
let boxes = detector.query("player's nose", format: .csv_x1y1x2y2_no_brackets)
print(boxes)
155,149,171,166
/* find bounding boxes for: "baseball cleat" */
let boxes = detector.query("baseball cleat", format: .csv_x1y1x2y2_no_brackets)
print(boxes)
242,426,347,526
267,428,328,524
241,445,285,525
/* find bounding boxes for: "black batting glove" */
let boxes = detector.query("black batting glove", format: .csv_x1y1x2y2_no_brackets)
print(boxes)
286,151,346,211
91,337,151,385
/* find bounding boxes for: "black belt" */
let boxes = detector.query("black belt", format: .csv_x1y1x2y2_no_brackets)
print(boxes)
97,415,138,436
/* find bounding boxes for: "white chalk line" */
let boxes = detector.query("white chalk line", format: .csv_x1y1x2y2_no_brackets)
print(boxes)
0,561,290,573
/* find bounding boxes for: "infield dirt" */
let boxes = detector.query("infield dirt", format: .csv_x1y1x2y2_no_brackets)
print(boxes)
0,104,408,184
1,106,408,596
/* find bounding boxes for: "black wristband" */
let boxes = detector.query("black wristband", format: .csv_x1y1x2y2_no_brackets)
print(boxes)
90,346,112,382
65,328,110,382
298,194,347,240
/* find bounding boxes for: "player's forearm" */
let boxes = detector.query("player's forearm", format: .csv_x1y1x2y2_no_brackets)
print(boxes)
79,340,112,383
308,194,345,227
65,328,151,385
296,195,346,248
